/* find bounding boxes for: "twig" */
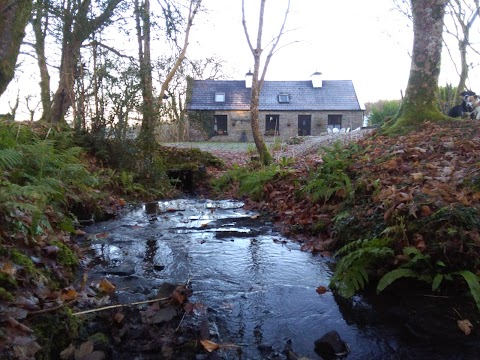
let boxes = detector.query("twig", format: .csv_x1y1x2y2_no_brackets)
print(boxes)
28,300,77,316
175,311,186,332
7,317,34,333
416,294,450,298
72,296,170,316
453,307,463,319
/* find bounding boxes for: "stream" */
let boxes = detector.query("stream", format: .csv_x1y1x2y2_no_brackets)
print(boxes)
80,198,479,359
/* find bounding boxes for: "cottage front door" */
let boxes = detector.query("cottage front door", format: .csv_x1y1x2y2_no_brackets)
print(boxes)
298,115,311,136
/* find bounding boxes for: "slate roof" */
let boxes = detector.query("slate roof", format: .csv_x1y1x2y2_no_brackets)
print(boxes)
187,79,363,111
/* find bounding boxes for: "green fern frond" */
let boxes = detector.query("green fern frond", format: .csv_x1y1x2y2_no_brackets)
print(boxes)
377,268,419,293
455,270,480,312
235,165,282,201
0,148,23,170
330,237,394,297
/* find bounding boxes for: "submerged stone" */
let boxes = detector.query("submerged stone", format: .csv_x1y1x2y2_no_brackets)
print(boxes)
314,330,348,358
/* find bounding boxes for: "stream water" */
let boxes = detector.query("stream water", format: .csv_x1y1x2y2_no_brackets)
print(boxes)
81,198,478,359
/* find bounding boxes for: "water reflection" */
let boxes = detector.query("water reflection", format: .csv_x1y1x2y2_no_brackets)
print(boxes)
81,199,479,360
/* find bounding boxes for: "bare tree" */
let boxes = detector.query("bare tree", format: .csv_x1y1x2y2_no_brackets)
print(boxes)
444,0,480,99
242,0,290,165
157,0,202,103
386,0,448,135
0,0,33,96
25,95,41,122
8,90,20,120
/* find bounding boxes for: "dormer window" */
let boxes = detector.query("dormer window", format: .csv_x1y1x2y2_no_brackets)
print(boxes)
215,92,225,102
278,94,290,103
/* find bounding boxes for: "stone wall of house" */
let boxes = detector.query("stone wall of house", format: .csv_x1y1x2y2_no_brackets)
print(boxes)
188,110,364,142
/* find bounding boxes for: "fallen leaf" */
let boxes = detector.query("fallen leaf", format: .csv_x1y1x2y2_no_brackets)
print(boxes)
1,261,18,277
457,319,473,335
316,286,328,294
61,288,78,301
12,336,42,359
60,344,75,360
43,245,60,255
113,312,124,324
421,205,432,216
98,279,116,293
200,339,220,353
74,340,93,359
171,285,191,304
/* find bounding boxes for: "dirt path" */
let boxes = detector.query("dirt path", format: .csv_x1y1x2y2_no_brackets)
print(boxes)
165,129,374,167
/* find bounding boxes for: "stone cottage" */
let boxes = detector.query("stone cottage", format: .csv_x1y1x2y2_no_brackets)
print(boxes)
186,71,365,142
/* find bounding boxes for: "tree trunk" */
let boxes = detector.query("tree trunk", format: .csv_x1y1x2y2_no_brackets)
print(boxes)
251,59,272,165
136,0,156,157
386,0,448,135
32,0,51,122
50,40,81,123
49,0,122,123
242,0,289,166
0,0,33,96
457,38,468,94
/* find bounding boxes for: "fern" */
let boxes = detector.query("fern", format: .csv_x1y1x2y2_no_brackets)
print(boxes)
377,268,419,293
302,142,355,203
238,165,281,201
455,270,480,312
330,237,394,297
0,148,23,170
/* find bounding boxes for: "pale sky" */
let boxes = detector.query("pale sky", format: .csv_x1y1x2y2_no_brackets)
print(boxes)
190,0,480,103
1,0,479,118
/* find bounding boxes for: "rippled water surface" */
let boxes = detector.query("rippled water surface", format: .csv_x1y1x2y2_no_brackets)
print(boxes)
82,199,478,359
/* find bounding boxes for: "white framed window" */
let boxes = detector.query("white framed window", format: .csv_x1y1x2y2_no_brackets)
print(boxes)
327,114,342,130
214,115,228,135
278,94,290,103
215,92,225,102
265,115,280,135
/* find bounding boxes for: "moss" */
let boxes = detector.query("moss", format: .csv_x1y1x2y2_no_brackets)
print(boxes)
384,107,449,136
333,210,386,249
0,286,15,300
0,273,17,288
50,240,79,269
88,332,110,346
33,308,80,359
10,248,35,275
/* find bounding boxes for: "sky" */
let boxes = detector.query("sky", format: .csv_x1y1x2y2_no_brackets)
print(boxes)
189,0,480,103
1,0,479,117
189,0,413,104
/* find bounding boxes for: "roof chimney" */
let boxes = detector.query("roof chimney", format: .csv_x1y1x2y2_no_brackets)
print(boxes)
311,71,323,88
245,70,253,88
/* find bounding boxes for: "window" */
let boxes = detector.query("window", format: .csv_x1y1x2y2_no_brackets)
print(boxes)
214,115,228,135
215,92,225,102
327,114,342,130
265,115,280,135
278,94,290,103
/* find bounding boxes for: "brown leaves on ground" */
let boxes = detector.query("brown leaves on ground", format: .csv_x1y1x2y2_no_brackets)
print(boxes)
458,319,474,335
231,121,480,263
